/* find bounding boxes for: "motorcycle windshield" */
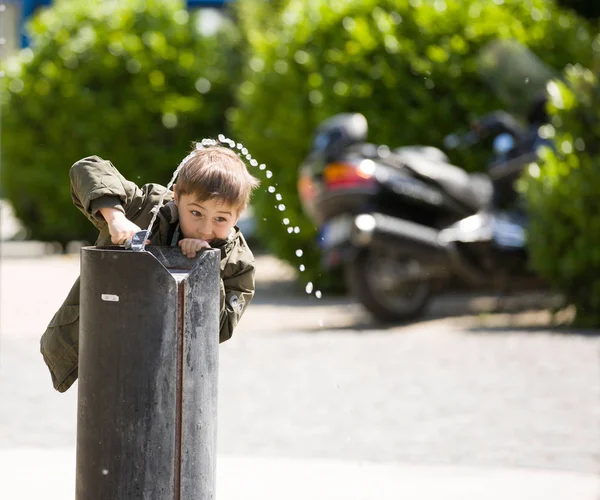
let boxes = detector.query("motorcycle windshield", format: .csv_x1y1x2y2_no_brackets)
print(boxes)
476,40,556,118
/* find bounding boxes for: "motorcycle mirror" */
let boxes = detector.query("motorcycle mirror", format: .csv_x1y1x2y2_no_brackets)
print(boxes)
492,133,515,155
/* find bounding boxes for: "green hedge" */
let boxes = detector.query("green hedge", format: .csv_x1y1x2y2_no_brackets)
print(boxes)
519,62,600,326
1,0,239,243
231,0,594,288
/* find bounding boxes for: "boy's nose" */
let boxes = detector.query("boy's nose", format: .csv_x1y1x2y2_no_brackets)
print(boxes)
197,222,212,240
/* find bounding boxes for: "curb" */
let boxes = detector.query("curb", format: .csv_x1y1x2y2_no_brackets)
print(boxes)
0,241,63,258
0,240,91,259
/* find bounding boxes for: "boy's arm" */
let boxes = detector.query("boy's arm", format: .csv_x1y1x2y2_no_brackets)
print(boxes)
69,155,143,230
219,259,256,343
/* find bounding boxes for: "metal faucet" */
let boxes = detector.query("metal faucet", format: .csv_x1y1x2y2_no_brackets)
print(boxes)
124,230,150,252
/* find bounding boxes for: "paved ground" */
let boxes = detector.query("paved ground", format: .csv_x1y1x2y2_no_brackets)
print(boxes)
1,251,599,499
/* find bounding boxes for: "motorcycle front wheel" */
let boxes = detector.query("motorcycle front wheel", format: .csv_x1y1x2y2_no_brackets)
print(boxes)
345,248,433,323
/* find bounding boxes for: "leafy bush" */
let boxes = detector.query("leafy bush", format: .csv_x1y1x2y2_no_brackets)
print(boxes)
519,62,600,326
231,0,594,288
1,0,239,243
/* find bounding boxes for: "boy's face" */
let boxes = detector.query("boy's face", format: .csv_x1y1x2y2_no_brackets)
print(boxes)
174,188,240,243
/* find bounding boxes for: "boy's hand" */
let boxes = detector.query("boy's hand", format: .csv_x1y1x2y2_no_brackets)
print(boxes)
100,208,144,245
178,238,210,258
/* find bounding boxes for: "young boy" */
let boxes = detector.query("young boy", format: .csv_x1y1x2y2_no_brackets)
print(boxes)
40,144,260,393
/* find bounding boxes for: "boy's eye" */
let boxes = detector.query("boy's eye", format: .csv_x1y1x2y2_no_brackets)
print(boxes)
215,217,227,223
191,210,202,217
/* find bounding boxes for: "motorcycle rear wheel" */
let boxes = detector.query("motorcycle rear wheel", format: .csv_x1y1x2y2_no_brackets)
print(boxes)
345,249,432,323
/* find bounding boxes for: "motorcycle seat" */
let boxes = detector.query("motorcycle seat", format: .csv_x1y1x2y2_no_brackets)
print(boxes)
393,145,450,163
394,150,492,211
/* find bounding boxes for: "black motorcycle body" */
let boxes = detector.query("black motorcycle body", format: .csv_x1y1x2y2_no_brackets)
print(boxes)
298,112,545,322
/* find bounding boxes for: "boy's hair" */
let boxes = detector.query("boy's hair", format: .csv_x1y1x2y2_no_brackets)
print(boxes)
176,144,260,212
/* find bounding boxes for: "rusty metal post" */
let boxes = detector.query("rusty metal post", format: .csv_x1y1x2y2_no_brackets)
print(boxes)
76,246,220,500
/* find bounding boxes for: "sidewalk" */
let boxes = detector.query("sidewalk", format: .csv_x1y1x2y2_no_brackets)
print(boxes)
2,248,595,500
1,448,598,500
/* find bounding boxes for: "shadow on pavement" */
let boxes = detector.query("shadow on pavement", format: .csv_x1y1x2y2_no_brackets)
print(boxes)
465,324,600,338
254,265,580,334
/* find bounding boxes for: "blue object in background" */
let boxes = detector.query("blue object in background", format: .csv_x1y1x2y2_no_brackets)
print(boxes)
186,0,231,7
5,0,52,47
9,0,229,48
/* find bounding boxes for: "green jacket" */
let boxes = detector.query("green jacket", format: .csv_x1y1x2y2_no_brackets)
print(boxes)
40,155,256,392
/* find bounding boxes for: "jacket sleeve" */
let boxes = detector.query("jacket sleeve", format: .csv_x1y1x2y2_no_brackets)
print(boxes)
69,155,144,230
218,257,255,343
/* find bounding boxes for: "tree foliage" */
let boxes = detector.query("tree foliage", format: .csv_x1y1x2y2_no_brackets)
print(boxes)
1,0,239,243
231,0,594,287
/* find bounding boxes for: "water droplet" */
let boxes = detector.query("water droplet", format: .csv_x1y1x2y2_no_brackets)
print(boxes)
278,204,286,211
242,148,248,155
315,290,322,299
102,469,109,475
268,186,276,193
276,193,282,201
294,226,300,234
250,159,258,167
296,249,304,257
305,282,314,294
259,164,266,170
287,227,294,233
266,171,273,179
283,218,290,225
218,134,226,141
246,154,252,161
299,264,306,272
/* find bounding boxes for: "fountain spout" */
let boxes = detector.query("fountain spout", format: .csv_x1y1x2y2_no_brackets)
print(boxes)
125,230,150,252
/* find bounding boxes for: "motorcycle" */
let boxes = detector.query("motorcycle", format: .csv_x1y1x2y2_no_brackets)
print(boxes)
297,110,545,322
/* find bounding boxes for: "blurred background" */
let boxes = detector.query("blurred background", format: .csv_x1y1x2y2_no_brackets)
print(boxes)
2,0,600,323
1,1,599,499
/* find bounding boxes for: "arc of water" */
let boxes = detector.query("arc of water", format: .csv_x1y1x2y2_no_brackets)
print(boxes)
138,134,322,298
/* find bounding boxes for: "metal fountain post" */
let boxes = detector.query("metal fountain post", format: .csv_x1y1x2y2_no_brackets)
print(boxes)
75,230,221,500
